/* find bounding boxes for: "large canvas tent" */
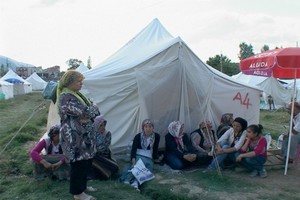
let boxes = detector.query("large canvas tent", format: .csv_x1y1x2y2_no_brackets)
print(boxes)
0,79,14,99
232,72,292,109
0,69,32,95
26,72,47,90
47,19,261,153
76,63,90,73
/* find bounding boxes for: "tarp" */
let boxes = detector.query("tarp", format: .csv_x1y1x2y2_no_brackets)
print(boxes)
0,79,14,99
47,19,261,153
232,72,292,109
26,72,47,90
0,69,32,95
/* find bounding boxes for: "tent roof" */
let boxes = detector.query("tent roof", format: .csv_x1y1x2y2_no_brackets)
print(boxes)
26,72,46,83
76,63,90,73
0,79,13,86
0,69,31,85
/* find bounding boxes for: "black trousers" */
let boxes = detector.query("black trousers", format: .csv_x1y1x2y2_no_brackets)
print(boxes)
69,159,92,195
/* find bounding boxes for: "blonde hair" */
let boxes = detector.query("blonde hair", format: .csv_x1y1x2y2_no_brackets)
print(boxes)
57,70,84,98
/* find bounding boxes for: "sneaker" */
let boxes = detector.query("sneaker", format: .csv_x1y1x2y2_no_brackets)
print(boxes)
86,186,97,192
202,167,215,174
249,170,258,177
131,180,139,189
258,169,267,178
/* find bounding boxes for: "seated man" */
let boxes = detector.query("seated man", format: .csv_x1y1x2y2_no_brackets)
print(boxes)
30,124,69,180
281,102,300,163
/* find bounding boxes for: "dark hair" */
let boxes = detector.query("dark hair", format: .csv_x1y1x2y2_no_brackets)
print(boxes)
48,124,60,140
247,124,263,135
233,117,248,132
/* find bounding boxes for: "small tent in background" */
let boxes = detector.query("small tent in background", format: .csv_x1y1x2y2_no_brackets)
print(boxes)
0,69,32,95
232,72,292,109
76,63,90,74
47,19,262,153
0,79,14,100
26,72,47,90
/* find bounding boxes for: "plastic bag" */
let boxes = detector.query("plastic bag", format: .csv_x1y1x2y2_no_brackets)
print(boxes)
131,158,155,184
42,81,57,103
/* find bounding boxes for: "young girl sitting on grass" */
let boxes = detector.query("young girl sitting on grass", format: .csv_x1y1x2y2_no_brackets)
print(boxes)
235,124,268,178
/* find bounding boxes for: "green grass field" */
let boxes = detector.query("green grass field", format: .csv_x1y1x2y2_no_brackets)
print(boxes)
0,92,295,200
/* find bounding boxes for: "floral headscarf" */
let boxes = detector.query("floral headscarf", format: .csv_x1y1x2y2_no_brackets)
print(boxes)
168,121,184,138
220,113,233,126
48,124,61,139
200,120,212,130
94,115,107,133
168,121,184,152
141,118,155,150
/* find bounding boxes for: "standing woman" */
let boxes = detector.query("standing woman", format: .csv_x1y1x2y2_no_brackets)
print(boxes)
57,70,100,200
235,124,268,178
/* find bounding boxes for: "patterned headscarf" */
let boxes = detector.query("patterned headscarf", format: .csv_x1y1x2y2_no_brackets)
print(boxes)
168,121,184,138
200,120,212,129
168,121,184,152
94,115,107,132
48,124,61,140
141,118,155,150
141,118,154,131
220,113,233,126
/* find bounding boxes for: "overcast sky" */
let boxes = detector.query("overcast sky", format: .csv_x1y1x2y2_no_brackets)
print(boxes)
1,0,300,71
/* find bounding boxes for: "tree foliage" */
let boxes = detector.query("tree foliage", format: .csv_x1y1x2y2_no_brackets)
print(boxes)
261,44,270,52
238,42,255,60
66,58,82,70
206,54,239,76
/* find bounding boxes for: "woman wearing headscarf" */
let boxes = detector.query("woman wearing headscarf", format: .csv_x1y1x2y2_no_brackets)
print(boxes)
57,70,100,200
30,124,69,180
203,117,248,172
91,116,119,180
190,120,217,165
216,113,233,139
120,118,160,189
165,121,196,170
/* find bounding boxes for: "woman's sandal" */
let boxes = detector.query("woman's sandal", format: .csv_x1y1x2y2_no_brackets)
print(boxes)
74,192,96,200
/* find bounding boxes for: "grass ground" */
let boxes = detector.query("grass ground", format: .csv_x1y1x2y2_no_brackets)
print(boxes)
0,92,298,200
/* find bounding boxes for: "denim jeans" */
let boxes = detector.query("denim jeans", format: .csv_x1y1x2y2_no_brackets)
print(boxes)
235,152,266,171
208,141,235,170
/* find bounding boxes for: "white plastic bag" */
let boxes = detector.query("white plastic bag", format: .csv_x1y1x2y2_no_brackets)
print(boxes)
131,158,155,184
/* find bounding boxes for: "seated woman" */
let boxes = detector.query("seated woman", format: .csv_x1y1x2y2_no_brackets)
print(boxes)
204,117,248,172
91,116,119,180
120,119,160,189
165,121,196,170
216,113,233,139
30,124,69,180
190,120,217,165
235,124,268,178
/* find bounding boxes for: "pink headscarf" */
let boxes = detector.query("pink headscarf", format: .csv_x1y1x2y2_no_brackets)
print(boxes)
168,121,184,152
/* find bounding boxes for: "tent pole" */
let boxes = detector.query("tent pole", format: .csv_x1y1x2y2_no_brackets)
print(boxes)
284,69,297,175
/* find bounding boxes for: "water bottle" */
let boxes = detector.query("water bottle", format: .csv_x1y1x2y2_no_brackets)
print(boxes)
265,133,272,150
126,140,133,158
277,133,284,149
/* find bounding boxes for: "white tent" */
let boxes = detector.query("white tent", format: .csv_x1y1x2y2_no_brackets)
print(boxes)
47,19,261,153
232,72,292,109
26,72,47,90
0,69,32,95
76,63,90,74
0,79,14,99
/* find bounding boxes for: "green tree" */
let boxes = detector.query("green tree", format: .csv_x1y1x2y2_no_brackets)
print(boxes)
238,42,255,60
66,58,82,70
206,54,239,76
87,56,92,69
261,45,270,52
